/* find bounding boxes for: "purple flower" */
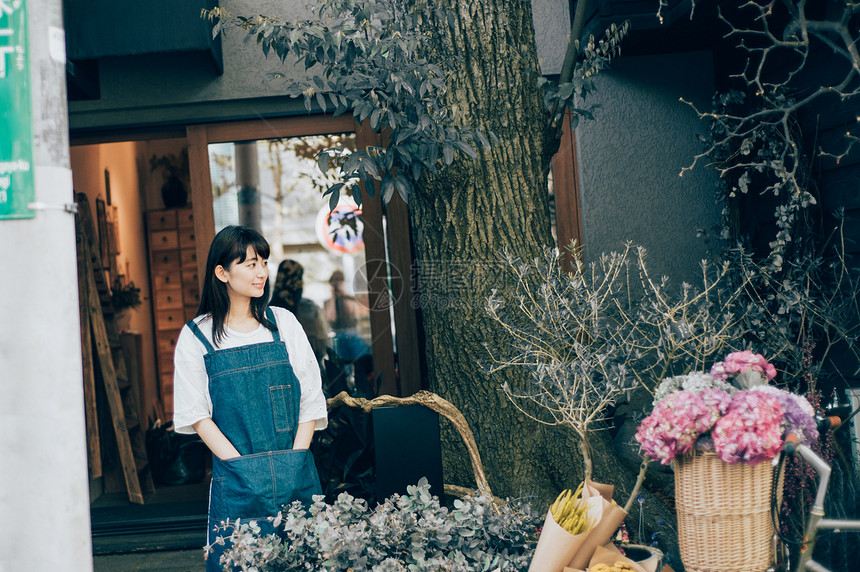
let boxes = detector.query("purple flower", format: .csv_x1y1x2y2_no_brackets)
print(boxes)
636,350,813,465
750,386,818,444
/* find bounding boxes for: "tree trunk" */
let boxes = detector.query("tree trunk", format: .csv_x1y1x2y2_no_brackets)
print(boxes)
404,0,627,507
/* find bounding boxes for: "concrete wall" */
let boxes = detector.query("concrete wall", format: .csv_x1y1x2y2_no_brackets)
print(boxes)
0,0,93,568
68,0,314,131
532,0,570,76
574,51,721,285
68,0,570,131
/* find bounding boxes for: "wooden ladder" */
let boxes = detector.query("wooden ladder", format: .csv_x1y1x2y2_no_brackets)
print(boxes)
76,193,153,504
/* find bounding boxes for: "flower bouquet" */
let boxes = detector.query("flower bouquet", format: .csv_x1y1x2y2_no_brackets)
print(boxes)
634,351,817,572
528,481,603,572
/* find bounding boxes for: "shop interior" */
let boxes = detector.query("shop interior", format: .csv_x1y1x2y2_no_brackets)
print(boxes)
71,130,375,552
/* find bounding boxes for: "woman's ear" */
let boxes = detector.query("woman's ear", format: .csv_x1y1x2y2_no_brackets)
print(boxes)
214,265,229,284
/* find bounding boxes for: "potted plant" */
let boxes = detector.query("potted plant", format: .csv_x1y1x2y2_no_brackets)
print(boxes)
111,277,142,331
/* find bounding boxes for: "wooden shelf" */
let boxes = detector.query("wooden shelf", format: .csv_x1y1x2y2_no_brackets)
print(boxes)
147,207,199,423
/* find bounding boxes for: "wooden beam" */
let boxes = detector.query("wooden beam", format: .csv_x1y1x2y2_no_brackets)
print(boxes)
385,192,425,395
355,122,398,396
82,235,144,504
69,129,187,147
552,110,584,272
204,115,358,144
186,124,216,289
76,224,101,479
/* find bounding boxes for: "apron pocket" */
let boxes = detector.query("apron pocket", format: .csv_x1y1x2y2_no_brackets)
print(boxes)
269,384,298,433
270,449,322,508
212,450,321,522
213,454,275,521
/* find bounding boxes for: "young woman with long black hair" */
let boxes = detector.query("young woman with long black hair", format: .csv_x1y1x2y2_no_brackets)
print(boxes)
172,226,327,570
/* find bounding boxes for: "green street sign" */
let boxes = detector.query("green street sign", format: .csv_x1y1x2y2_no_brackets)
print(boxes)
0,0,34,220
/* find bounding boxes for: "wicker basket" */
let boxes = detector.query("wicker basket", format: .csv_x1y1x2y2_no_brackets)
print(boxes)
674,451,782,572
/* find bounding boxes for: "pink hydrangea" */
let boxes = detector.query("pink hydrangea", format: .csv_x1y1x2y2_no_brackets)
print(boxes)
711,391,784,465
695,387,732,433
635,389,732,465
710,350,777,382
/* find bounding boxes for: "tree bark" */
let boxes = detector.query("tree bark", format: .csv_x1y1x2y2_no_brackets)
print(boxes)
404,0,624,507
397,5,676,549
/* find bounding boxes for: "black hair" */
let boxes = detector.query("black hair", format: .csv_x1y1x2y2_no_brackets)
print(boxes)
197,225,276,346
269,259,304,314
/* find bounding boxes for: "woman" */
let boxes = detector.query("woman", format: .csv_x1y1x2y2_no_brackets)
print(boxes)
172,226,327,570
324,269,370,362
269,259,330,364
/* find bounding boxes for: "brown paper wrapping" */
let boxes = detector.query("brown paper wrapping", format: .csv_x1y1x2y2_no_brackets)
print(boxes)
567,480,629,570
586,544,656,572
528,509,593,572
564,544,662,572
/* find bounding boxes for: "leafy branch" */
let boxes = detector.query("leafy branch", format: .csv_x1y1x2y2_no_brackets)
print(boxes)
205,0,627,208
205,0,493,209
679,1,860,270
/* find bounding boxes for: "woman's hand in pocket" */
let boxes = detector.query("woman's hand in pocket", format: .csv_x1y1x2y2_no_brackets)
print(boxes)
192,418,242,460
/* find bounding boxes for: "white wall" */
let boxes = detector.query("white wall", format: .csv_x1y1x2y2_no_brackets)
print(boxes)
574,51,722,284
0,0,93,569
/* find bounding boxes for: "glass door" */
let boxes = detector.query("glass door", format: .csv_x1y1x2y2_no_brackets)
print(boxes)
185,116,407,396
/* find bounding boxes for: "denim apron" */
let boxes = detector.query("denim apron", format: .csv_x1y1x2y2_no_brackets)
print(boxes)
187,308,321,571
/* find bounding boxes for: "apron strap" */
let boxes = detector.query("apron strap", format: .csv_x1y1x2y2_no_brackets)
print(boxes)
266,307,281,342
186,318,216,354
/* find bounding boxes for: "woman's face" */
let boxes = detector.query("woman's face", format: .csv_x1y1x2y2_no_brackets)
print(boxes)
216,245,268,300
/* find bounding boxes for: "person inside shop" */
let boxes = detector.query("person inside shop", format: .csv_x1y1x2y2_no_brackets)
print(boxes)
269,259,330,365
324,269,370,363
171,226,327,570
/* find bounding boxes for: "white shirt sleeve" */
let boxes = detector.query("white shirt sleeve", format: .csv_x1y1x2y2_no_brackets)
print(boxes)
272,307,329,431
172,324,213,434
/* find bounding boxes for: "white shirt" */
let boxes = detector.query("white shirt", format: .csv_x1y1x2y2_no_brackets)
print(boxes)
173,306,328,435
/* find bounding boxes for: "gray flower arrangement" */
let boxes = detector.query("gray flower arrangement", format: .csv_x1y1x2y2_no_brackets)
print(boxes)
211,478,542,571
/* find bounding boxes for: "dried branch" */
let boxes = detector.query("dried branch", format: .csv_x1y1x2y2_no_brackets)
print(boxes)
326,390,492,498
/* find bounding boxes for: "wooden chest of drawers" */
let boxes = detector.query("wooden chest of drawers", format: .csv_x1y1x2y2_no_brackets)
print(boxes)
147,207,199,420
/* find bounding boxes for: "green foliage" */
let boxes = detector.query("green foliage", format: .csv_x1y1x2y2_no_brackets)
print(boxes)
694,88,816,273
679,2,860,392
483,238,860,472
149,149,189,182
537,21,628,131
210,478,542,571
483,243,751,478
111,278,142,311
205,1,626,208
205,0,495,209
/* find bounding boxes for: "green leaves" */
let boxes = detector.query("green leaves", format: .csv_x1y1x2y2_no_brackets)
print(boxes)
540,21,629,121
208,0,497,205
